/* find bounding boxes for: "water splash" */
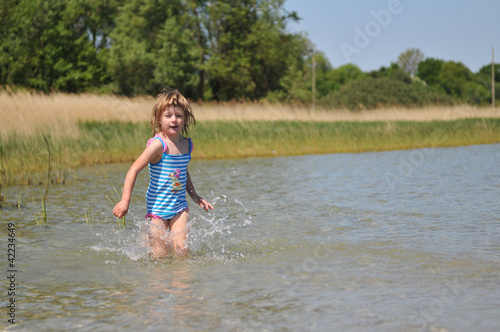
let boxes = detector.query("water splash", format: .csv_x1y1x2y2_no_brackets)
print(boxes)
90,193,254,263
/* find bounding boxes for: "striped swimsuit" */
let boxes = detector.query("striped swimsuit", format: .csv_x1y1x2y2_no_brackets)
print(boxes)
145,135,192,221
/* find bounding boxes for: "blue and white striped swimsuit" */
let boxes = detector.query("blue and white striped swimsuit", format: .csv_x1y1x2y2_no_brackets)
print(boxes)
145,135,192,220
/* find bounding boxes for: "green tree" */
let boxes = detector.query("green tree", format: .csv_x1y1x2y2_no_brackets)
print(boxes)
473,63,500,104
204,0,302,101
264,33,313,103
0,0,17,84
108,0,165,95
478,63,500,83
1,0,114,92
328,63,365,92
153,10,202,99
1,0,317,101
368,62,400,79
321,73,452,110
416,58,444,86
417,58,493,104
439,61,473,98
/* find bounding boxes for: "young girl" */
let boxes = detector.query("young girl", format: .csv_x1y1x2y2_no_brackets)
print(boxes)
112,90,213,258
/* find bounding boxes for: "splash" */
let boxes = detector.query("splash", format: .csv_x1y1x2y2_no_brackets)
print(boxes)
187,193,253,262
90,193,253,263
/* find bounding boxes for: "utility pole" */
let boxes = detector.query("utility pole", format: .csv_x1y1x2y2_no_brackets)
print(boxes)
312,54,316,111
493,46,495,109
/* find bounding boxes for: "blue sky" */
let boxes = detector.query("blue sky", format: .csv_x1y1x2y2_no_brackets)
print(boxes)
284,0,500,73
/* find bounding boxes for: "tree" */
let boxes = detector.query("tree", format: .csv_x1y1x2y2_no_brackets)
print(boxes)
203,0,303,101
417,58,444,86
0,0,116,92
153,11,202,99
328,63,365,91
108,0,166,95
264,32,313,103
417,58,492,104
321,74,452,110
397,48,424,76
437,61,473,98
1,0,317,100
478,63,500,83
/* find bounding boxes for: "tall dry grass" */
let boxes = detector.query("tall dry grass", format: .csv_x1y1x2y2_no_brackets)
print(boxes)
1,90,500,186
0,91,153,139
1,90,499,139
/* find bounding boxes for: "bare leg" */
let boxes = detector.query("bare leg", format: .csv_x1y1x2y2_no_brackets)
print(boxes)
168,210,189,258
149,218,170,258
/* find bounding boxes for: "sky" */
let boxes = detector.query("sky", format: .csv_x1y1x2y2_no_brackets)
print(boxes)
284,0,500,73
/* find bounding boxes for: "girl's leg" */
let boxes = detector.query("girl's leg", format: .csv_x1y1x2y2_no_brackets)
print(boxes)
149,218,170,258
168,210,189,257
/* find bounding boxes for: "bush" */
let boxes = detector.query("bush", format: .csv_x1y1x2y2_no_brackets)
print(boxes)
320,74,453,110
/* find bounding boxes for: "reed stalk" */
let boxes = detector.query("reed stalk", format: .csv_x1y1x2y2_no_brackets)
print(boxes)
32,189,47,225
105,186,126,228
42,134,51,200
31,134,51,225
85,208,95,225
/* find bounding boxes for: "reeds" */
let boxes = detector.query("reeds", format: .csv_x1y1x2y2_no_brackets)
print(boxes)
31,134,52,225
105,186,126,228
191,119,500,159
2,90,500,141
1,118,500,186
1,91,499,186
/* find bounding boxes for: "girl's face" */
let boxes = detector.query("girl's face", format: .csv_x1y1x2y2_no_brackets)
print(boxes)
160,106,185,137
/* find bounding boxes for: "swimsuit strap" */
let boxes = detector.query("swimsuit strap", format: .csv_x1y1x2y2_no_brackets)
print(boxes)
147,135,168,153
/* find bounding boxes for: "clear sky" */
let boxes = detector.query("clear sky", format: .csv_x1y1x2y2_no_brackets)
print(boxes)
284,0,500,73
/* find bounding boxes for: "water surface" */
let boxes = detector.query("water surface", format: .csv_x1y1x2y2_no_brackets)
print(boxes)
3,144,500,331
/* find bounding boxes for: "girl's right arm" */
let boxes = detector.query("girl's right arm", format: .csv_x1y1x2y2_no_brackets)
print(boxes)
112,139,164,218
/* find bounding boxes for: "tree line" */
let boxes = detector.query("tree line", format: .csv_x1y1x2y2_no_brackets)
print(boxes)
1,0,498,109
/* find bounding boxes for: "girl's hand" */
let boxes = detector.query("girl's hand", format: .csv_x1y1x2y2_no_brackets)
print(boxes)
195,196,214,212
113,200,130,218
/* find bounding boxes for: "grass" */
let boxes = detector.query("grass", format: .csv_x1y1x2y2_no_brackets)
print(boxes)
1,90,500,186
105,186,126,228
1,118,499,186
1,90,500,141
192,119,500,158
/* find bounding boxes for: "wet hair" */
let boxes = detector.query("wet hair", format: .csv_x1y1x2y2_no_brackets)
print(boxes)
150,89,196,137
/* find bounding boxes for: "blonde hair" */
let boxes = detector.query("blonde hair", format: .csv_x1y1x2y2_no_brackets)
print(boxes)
150,89,196,137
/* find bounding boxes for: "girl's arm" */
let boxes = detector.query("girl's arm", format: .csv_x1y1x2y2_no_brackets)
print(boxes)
186,170,214,212
112,140,163,218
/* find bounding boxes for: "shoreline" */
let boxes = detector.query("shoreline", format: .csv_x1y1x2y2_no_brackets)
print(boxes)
1,118,499,187
1,92,500,187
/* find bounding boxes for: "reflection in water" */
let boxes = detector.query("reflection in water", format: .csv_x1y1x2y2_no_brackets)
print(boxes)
113,265,195,328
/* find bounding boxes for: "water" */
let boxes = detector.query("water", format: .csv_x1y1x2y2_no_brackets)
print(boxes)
2,144,500,331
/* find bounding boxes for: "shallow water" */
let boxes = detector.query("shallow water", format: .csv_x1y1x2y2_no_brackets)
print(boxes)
2,143,500,331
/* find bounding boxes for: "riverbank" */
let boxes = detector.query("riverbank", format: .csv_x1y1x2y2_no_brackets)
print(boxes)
1,91,500,186
1,91,500,141
1,118,500,187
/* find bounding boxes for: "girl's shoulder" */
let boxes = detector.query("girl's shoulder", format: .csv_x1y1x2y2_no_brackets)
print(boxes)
178,135,193,154
147,134,168,153
183,136,193,153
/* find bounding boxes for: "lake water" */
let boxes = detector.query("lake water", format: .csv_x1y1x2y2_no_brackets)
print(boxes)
2,143,500,331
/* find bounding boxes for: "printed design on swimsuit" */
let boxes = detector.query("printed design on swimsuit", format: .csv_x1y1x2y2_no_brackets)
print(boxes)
169,168,183,193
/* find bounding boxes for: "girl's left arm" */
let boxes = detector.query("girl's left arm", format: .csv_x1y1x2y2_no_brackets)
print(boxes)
186,170,214,212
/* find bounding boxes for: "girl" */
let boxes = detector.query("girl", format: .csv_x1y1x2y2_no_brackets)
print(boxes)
113,90,213,258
